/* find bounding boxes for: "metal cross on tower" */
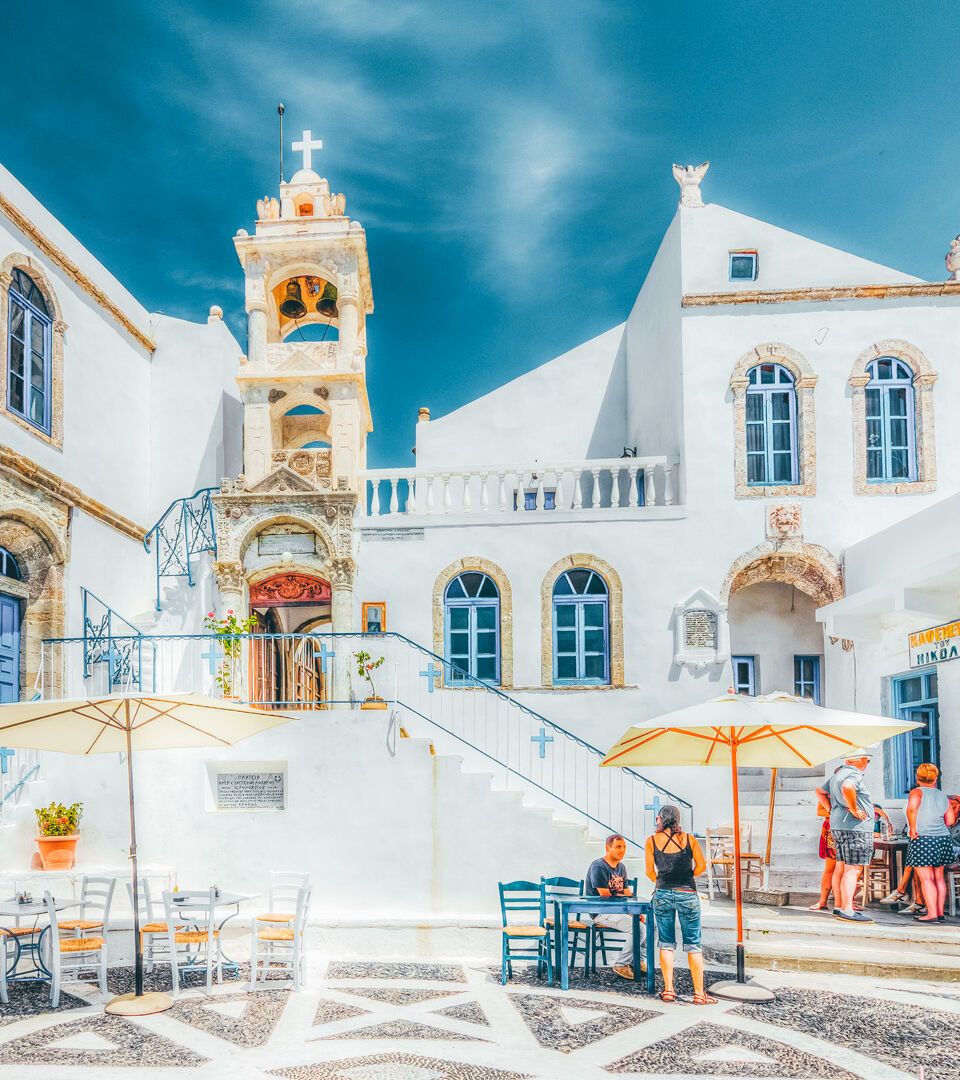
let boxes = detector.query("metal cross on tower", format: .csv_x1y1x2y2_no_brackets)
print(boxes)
292,130,324,172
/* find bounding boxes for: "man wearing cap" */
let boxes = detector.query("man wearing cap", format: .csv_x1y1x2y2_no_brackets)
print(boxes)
816,748,875,923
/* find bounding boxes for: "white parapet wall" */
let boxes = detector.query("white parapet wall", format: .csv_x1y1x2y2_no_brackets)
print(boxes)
2,709,626,921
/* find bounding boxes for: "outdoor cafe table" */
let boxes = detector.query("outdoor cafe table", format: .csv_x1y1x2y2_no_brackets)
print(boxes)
169,892,259,968
0,897,77,982
552,895,656,993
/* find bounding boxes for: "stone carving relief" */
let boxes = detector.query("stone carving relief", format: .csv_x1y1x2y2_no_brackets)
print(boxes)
256,196,280,220
248,572,331,606
947,235,960,281
672,162,710,207
766,503,802,541
673,588,729,669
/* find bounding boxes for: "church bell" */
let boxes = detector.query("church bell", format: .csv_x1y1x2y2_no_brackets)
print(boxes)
279,280,308,319
315,282,339,319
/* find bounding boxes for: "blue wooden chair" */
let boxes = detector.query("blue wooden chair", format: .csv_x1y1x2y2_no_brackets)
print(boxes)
590,877,640,972
498,880,552,985
541,876,589,972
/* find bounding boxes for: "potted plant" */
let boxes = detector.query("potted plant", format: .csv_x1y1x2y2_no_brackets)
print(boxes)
35,801,83,870
204,609,259,699
354,650,386,709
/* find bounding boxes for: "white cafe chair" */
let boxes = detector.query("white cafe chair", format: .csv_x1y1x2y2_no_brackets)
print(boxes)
162,888,222,997
43,891,108,1007
250,884,311,991
59,875,116,938
256,871,310,926
127,878,180,972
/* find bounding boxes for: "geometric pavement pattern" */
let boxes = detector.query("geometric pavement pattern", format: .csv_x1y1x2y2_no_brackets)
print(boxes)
0,959,956,1078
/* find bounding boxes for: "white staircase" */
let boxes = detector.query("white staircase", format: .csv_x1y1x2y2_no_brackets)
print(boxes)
737,767,825,896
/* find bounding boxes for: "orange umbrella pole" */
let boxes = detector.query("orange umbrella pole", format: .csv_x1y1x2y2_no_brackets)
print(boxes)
730,734,746,983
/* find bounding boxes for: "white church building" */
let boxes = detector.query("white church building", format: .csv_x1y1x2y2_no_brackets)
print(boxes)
1,143,959,913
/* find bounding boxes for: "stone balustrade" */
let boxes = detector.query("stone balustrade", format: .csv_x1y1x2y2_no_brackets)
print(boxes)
360,457,677,518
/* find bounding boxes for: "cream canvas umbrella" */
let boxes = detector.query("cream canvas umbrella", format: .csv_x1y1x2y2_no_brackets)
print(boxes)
0,693,296,1015
602,690,922,1001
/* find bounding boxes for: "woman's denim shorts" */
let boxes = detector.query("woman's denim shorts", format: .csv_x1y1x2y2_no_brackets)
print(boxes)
653,888,702,953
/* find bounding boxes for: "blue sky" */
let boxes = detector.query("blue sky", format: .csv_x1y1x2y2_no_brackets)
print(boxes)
1,3,958,468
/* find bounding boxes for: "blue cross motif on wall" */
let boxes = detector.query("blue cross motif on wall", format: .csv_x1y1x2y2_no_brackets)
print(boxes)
645,793,665,819
0,747,14,775
419,662,442,693
313,641,336,674
531,727,555,759
200,644,225,675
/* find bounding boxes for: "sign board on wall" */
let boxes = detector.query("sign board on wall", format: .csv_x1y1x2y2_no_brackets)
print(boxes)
908,619,960,668
205,761,287,812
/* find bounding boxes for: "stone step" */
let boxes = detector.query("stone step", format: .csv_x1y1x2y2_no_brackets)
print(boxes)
738,775,822,793
705,940,960,981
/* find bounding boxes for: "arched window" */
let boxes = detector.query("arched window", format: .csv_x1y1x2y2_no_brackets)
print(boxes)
552,568,609,685
0,547,21,581
444,572,500,684
7,268,51,433
865,357,916,482
745,363,797,485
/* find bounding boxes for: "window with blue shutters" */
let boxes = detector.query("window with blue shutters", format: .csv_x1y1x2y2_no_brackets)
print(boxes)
552,568,609,685
7,269,52,435
444,572,500,684
745,363,798,485
865,357,916,482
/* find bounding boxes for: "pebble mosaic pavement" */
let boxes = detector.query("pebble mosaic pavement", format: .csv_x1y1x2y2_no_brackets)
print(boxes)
0,957,955,1079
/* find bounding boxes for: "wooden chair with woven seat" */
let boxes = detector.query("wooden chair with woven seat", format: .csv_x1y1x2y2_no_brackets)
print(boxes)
59,876,116,939
162,888,222,996
256,871,310,926
498,880,552,985
127,878,180,973
43,891,108,1007
250,883,311,992
705,825,763,900
541,876,589,972
590,876,639,972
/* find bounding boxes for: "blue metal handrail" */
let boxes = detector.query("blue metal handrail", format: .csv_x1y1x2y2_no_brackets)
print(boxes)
81,588,149,689
42,629,691,814
143,486,218,611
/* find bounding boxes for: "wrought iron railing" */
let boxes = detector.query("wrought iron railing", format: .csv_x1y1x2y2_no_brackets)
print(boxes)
143,487,218,611
41,631,692,848
81,588,149,689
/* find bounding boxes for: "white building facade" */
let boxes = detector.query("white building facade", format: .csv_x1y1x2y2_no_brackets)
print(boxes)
1,152,958,911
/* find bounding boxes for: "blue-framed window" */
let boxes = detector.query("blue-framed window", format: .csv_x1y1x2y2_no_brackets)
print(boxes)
514,489,556,511
866,357,916,482
732,655,756,695
729,250,759,281
7,268,51,434
444,572,500,684
0,547,21,581
794,655,821,704
552,569,609,685
746,364,798,485
888,669,939,796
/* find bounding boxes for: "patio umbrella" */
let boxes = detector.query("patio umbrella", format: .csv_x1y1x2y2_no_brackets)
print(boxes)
602,690,921,1002
0,693,295,1016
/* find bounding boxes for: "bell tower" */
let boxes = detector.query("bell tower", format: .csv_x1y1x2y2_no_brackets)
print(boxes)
210,130,374,653
232,131,373,489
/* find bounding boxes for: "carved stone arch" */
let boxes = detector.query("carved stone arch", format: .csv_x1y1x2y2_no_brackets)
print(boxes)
0,252,67,448
720,541,843,607
729,342,818,499
433,557,514,689
232,511,336,565
540,553,624,688
0,497,69,698
849,339,937,494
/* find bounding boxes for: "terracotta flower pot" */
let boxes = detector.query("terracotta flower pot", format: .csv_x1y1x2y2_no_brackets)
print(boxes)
35,834,80,870
361,696,388,711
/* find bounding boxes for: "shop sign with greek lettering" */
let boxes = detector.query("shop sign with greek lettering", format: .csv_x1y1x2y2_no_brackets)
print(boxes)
909,619,960,668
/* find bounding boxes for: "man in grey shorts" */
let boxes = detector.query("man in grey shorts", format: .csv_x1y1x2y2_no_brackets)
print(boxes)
816,748,875,922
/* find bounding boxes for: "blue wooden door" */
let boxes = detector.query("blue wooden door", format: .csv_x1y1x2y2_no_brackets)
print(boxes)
0,594,20,703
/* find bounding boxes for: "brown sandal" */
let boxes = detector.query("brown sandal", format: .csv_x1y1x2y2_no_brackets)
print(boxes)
693,992,718,1005
659,989,676,1002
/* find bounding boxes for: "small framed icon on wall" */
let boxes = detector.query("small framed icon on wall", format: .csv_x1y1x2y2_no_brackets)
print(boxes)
362,602,386,634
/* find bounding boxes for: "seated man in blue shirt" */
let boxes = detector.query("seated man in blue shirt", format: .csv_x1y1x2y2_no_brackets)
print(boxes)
585,834,646,979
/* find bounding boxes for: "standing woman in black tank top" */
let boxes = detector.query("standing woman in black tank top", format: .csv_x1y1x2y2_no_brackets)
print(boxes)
644,804,715,1004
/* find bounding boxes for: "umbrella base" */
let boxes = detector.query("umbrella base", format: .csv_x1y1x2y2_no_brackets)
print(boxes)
709,978,776,1003
104,991,174,1016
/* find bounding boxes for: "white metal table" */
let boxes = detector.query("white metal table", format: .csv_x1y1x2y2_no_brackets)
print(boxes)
0,898,78,982
168,892,259,970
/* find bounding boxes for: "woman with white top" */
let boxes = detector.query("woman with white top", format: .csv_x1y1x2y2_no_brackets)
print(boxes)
906,762,958,923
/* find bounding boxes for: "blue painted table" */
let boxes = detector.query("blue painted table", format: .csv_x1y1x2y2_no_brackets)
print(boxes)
552,896,656,993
